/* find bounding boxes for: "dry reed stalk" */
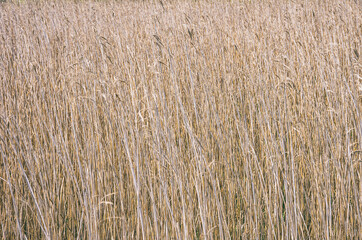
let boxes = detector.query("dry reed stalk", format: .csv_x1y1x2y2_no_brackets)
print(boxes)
0,0,361,239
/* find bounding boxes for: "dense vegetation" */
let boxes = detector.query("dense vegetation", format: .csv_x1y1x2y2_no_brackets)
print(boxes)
0,0,361,239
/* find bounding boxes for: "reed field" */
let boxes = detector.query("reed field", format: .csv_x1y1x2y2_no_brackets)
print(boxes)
0,0,361,239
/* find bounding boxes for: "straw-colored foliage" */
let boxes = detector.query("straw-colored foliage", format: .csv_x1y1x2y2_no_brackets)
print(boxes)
0,0,361,239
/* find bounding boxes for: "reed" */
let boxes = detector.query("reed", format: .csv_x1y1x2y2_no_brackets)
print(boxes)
0,0,361,239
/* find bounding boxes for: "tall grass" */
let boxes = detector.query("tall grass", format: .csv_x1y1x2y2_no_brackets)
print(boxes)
0,0,361,239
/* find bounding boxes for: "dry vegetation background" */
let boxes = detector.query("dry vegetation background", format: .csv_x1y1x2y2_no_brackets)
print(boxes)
0,0,361,239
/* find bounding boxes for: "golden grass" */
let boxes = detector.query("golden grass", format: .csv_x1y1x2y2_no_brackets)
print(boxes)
0,0,361,239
